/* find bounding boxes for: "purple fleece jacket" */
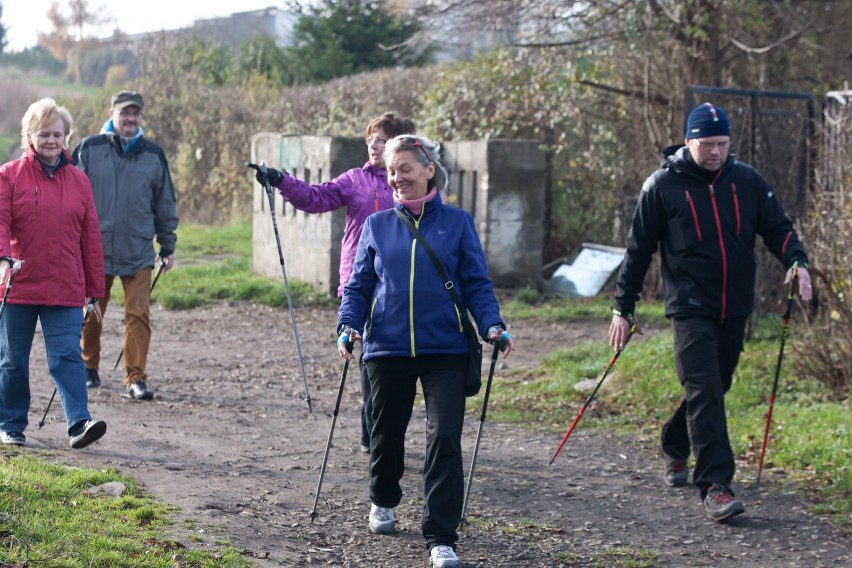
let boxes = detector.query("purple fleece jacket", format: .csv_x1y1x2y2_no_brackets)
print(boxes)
277,162,393,297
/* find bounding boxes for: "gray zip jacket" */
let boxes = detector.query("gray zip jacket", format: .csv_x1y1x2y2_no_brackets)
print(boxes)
72,134,178,276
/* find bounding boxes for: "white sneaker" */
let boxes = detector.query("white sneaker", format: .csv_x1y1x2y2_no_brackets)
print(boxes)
430,545,461,567
368,503,395,534
0,431,25,446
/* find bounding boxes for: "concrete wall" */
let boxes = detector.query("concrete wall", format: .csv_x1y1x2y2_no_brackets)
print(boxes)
252,135,545,293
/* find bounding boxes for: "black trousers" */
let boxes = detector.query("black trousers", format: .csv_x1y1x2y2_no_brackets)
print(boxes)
360,354,373,448
366,354,467,550
661,316,747,498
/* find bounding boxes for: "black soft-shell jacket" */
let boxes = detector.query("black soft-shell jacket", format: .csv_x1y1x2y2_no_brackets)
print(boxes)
614,145,808,321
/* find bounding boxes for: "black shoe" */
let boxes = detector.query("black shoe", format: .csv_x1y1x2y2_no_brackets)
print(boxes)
703,483,745,522
124,381,154,400
86,368,101,389
663,453,689,487
69,419,107,449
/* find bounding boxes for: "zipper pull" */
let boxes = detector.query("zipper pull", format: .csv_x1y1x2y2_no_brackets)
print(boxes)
374,187,379,212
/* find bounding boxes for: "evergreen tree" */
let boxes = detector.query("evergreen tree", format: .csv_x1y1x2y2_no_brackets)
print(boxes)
282,0,433,84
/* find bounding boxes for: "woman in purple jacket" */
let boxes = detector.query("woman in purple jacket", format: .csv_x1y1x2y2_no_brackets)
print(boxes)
254,112,415,453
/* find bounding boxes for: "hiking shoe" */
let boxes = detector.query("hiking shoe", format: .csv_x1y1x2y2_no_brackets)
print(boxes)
124,381,154,400
663,453,689,487
0,431,26,446
360,444,370,453
703,483,745,522
430,545,461,568
69,419,107,449
368,503,396,534
86,368,101,388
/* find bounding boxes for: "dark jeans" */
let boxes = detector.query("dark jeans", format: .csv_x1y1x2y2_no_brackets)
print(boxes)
366,354,466,550
661,316,747,498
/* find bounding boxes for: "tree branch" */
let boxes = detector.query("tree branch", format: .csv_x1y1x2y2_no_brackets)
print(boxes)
728,25,811,54
578,79,670,106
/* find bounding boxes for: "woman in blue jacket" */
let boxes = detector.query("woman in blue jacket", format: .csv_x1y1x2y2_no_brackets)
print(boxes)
337,134,514,568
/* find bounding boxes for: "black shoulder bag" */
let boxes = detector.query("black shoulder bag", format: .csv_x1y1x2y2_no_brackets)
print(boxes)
394,209,483,396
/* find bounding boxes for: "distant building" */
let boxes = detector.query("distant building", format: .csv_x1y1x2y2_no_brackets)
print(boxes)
121,7,298,53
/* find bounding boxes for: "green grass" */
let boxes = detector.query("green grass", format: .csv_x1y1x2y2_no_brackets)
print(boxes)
109,223,335,310
499,289,667,325
483,314,852,527
0,453,250,566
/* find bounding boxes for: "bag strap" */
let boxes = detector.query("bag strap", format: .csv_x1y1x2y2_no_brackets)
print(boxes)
394,208,469,324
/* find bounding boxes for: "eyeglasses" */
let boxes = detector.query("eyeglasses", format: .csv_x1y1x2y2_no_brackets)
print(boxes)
694,139,730,151
365,135,387,146
398,136,432,164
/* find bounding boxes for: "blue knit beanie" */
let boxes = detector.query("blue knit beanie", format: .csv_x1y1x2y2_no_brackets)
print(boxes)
685,102,731,139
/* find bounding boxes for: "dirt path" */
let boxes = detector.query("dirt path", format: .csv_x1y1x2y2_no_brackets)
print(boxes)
24,302,850,567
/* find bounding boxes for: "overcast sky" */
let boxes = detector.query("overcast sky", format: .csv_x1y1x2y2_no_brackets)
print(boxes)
3,1,282,51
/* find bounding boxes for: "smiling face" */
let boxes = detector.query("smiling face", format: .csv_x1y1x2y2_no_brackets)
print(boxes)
30,118,67,165
386,149,435,200
110,105,142,137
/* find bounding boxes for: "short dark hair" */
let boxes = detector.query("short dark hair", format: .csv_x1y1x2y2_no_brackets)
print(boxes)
366,112,416,139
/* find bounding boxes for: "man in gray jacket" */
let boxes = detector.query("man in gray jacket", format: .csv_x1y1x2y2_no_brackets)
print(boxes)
73,90,179,400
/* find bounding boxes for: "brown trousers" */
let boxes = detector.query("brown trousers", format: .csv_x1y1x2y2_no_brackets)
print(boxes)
81,268,152,386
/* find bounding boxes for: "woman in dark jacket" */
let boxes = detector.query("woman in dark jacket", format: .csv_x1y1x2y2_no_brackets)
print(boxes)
0,97,107,449
337,134,514,568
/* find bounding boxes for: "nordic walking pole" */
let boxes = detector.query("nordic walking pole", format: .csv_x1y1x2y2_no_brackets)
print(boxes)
39,300,96,429
113,259,167,371
309,340,354,523
245,161,313,413
460,336,507,526
756,265,798,484
549,326,635,465
0,260,24,322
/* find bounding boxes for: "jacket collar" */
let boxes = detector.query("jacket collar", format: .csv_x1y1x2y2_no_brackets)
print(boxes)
662,144,733,182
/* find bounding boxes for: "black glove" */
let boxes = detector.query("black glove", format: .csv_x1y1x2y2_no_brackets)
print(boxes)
255,166,285,188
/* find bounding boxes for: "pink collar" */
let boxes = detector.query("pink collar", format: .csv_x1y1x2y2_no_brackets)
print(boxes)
394,187,438,216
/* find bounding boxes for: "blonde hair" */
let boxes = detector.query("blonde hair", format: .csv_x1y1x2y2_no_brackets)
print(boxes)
20,98,73,150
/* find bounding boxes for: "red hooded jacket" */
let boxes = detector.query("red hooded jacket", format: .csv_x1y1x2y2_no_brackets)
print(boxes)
0,148,105,305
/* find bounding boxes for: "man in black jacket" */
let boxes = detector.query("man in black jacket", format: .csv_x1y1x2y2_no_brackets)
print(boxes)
609,102,813,522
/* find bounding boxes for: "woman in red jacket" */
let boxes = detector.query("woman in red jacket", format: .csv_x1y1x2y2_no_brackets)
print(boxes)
0,97,108,449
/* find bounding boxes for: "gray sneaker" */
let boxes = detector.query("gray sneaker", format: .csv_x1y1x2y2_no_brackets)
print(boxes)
0,431,25,446
663,453,689,487
703,483,745,522
430,545,461,568
368,504,395,534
